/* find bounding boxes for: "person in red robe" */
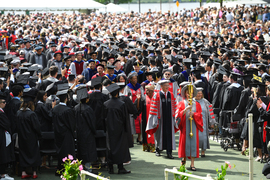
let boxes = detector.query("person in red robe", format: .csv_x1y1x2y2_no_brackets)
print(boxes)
124,72,145,144
176,84,203,171
136,84,155,152
146,80,178,159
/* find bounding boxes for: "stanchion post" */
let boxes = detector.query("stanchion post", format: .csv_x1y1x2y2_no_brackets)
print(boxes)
248,113,253,180
164,168,169,180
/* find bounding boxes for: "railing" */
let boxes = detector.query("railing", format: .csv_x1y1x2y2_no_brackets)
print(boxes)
248,113,253,180
80,170,110,180
164,168,213,180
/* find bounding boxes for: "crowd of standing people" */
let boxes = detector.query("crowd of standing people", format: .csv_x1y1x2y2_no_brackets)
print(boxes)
1,4,270,179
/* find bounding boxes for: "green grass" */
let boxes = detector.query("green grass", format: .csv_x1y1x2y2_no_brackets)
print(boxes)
13,135,266,180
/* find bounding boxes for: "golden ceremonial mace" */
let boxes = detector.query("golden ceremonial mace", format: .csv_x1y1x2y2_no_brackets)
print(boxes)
187,83,194,138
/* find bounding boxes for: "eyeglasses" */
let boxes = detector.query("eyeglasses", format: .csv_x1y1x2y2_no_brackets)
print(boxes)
165,74,171,76
1,101,6,104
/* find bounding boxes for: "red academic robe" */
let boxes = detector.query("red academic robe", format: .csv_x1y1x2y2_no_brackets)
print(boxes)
176,100,203,158
130,87,142,134
263,104,270,142
145,95,155,144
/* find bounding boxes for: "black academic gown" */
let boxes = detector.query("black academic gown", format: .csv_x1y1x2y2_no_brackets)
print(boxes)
6,97,21,134
88,92,109,131
17,109,41,167
29,77,39,88
135,96,150,145
124,57,136,75
137,72,146,84
104,97,131,164
119,95,138,148
248,99,262,148
234,88,251,120
177,69,190,83
212,82,224,109
219,82,231,109
52,104,76,169
35,102,53,132
194,80,206,96
0,110,14,165
222,84,244,111
35,102,54,150
75,103,97,163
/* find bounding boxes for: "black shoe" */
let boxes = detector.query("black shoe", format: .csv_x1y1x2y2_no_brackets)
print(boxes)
167,154,174,159
201,155,206,157
136,138,142,145
156,151,161,156
189,166,196,171
118,168,131,174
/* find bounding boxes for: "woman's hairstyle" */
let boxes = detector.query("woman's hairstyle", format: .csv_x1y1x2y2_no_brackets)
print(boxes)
20,101,35,111
36,90,46,103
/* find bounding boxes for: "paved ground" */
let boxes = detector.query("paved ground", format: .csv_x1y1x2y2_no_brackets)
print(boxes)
13,135,266,180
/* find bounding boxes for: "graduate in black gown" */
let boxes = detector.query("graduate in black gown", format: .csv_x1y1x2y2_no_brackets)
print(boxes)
35,90,55,168
222,72,244,110
221,72,244,126
35,90,55,132
212,68,226,109
234,75,252,154
52,88,76,175
104,83,131,174
248,83,266,162
17,88,41,179
0,94,15,180
75,86,97,172
192,69,206,98
178,59,191,83
6,84,23,134
88,77,109,165
118,82,138,149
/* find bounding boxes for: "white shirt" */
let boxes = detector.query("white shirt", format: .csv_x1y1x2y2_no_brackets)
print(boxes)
204,71,212,81
160,90,168,98
59,102,66,106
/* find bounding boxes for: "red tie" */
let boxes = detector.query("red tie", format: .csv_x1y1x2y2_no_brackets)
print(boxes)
208,72,210,81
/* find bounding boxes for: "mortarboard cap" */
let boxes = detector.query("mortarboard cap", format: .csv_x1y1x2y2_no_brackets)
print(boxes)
35,46,42,51
19,67,29,74
230,72,241,78
22,63,32,67
183,58,192,64
0,67,9,78
76,87,88,101
17,74,29,85
91,76,102,87
107,65,115,70
112,60,120,66
106,83,120,93
116,82,126,88
22,88,38,102
56,89,68,96
42,67,49,76
96,64,104,69
57,83,69,91
45,82,55,92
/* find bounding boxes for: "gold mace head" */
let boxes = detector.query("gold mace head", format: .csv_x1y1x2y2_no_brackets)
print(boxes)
190,132,193,138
